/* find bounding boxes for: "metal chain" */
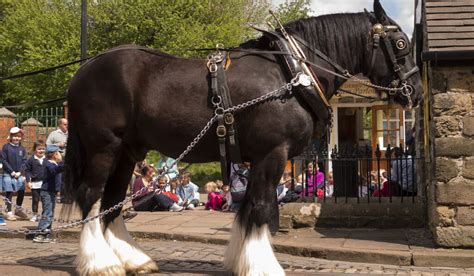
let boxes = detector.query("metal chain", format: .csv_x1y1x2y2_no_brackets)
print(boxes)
300,57,405,92
0,196,79,225
346,73,404,92
0,81,296,236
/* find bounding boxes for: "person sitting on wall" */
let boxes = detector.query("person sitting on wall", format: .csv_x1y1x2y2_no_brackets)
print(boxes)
276,172,292,204
304,162,324,198
390,139,416,197
228,162,250,211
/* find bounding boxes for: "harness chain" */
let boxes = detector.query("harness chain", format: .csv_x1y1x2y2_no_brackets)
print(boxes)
0,81,295,236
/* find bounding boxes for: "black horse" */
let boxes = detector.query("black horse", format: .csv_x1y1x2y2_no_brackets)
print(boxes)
64,1,422,275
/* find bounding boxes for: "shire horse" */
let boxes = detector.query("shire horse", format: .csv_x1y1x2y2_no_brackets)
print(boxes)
64,1,422,275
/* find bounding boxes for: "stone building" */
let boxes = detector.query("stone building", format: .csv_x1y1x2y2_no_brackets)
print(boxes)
421,0,474,247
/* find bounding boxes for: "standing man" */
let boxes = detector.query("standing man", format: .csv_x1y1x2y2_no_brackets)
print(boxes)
46,118,68,156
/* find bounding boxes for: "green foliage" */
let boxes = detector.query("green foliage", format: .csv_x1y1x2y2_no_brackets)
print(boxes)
145,150,162,166
0,0,278,105
274,0,312,25
0,0,81,105
186,162,221,187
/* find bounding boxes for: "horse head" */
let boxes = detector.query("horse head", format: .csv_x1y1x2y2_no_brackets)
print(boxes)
365,0,423,108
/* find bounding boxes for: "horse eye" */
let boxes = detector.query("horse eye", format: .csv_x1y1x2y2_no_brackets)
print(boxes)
396,39,407,50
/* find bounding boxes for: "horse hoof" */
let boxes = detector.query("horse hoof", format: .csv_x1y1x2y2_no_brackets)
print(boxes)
77,264,126,276
125,260,158,274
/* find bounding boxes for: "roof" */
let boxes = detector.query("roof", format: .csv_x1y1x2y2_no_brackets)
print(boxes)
21,118,43,126
0,108,15,118
425,0,474,53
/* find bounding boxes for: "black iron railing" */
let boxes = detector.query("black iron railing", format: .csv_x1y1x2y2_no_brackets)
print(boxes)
286,144,422,204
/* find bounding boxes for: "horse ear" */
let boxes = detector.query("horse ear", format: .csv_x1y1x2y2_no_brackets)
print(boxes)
374,0,390,24
364,8,376,21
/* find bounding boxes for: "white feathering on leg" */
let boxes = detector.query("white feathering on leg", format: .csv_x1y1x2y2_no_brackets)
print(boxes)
104,214,157,273
76,201,125,276
224,221,285,276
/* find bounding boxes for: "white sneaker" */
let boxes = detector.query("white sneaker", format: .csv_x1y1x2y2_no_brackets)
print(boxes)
186,204,195,210
30,215,38,222
169,203,183,212
5,212,16,221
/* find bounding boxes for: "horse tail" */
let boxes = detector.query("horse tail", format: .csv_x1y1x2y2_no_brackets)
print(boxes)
61,117,86,217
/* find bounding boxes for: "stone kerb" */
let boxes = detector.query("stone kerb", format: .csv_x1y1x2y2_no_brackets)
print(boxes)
431,67,474,248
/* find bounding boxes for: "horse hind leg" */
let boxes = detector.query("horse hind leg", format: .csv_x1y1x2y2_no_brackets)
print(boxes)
224,147,286,276
75,143,125,276
102,153,158,273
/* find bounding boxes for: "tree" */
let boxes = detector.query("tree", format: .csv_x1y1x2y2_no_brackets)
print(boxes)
0,0,81,106
0,0,270,105
275,0,312,25
0,0,311,106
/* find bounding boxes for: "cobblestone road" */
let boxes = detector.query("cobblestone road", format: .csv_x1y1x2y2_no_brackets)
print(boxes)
0,238,472,275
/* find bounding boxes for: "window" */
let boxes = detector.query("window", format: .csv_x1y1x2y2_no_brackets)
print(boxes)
362,107,372,141
372,105,403,150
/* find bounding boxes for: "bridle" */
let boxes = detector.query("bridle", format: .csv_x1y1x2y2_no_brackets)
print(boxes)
366,23,419,107
289,22,419,108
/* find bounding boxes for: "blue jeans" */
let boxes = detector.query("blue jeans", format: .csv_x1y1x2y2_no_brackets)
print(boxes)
38,191,56,232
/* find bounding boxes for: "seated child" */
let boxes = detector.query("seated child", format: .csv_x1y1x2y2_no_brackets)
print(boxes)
221,184,232,211
176,171,200,210
204,181,223,211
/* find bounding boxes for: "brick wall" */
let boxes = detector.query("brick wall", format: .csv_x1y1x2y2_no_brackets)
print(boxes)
0,108,16,144
430,66,474,247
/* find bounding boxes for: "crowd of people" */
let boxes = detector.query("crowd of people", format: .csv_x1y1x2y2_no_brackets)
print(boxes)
124,160,250,217
0,118,415,243
0,119,68,243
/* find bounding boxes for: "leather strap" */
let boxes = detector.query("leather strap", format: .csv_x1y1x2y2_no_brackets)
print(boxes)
216,52,242,165
271,35,331,128
209,50,242,185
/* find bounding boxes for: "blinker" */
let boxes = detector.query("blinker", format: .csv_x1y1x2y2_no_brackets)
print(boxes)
396,39,407,50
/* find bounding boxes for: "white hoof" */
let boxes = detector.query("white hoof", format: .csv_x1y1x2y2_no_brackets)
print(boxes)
104,215,158,273
76,201,125,276
224,222,285,276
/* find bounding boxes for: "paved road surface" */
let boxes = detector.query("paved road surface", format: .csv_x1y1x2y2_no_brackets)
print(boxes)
0,238,472,275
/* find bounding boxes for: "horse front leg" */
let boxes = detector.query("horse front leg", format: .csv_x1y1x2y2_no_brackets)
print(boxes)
224,147,286,276
102,153,158,274
75,144,125,276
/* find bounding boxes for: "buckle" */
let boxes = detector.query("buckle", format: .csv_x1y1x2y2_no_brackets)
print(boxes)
216,125,227,137
209,63,218,73
224,113,234,125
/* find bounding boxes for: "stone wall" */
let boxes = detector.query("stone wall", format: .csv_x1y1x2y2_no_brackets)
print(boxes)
279,200,424,229
430,66,474,248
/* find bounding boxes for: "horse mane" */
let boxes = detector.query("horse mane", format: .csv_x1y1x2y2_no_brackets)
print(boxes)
240,12,375,73
284,13,373,71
